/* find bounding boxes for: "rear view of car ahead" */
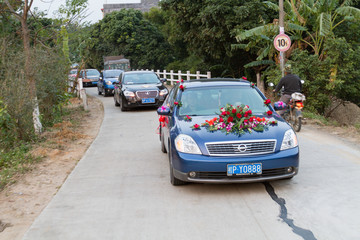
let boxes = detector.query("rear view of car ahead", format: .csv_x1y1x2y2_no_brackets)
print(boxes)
98,69,123,96
80,69,100,87
157,79,299,186
113,71,168,111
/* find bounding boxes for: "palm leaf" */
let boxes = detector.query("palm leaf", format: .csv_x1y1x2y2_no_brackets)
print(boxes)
287,23,307,31
318,13,331,36
257,46,271,61
263,1,279,11
336,6,360,19
235,24,277,41
244,60,275,68
231,43,247,51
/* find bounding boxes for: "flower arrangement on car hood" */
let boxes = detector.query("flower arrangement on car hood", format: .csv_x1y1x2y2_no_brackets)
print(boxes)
192,104,277,135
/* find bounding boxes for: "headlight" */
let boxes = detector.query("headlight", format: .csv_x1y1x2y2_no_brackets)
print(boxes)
175,134,201,154
159,88,168,96
124,91,135,97
106,81,112,85
280,129,298,150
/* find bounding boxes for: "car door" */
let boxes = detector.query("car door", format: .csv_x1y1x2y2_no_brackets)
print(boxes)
162,86,178,151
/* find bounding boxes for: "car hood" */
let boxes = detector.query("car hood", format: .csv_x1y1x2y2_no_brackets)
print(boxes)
175,114,291,143
124,83,163,91
84,76,99,80
104,77,118,82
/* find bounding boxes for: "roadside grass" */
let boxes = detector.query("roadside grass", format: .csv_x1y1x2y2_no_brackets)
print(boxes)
303,111,339,126
0,98,86,191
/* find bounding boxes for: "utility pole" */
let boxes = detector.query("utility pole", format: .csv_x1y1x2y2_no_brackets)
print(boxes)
279,0,285,77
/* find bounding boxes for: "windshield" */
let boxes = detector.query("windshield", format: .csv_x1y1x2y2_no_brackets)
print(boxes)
123,73,160,85
85,69,100,76
178,86,270,116
103,70,123,78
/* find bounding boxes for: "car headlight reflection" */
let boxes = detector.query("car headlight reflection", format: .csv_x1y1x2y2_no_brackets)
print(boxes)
280,129,298,150
175,134,201,154
159,88,168,96
124,90,135,97
106,81,112,85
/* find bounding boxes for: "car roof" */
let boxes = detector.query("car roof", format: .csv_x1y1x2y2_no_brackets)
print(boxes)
179,78,251,88
123,71,156,75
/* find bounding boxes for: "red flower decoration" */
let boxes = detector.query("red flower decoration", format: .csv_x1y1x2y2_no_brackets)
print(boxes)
174,101,178,105
267,110,273,116
219,117,224,122
159,116,165,122
181,79,184,83
179,85,185,91
232,109,237,114
236,113,242,118
221,111,227,116
242,76,247,80
185,115,192,121
192,124,200,130
264,99,271,105
227,116,234,123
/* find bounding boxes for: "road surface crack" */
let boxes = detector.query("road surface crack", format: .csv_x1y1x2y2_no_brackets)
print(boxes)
263,182,317,240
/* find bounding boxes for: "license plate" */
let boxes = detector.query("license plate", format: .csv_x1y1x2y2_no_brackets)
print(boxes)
227,163,262,176
142,98,155,104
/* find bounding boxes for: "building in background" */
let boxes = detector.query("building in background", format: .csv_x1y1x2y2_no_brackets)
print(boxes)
102,0,160,16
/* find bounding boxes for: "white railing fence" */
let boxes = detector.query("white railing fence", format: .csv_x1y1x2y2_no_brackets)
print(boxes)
135,69,211,85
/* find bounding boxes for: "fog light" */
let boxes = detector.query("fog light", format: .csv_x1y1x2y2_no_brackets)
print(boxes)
189,171,196,178
286,167,293,173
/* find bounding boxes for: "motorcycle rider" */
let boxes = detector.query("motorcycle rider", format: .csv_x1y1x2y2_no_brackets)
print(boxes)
273,64,302,114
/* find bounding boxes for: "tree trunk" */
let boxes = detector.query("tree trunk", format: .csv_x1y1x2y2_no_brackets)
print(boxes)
19,2,42,134
256,70,265,93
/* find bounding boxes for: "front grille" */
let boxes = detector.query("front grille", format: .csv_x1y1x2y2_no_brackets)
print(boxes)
206,140,276,156
196,168,289,180
136,90,158,98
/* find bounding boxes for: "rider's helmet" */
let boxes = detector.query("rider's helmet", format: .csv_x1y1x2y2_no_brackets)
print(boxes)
284,64,292,73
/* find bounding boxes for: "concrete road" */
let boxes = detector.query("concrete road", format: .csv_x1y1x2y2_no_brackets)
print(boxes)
23,87,360,240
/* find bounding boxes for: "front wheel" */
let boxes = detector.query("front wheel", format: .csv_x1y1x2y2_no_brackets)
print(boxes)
288,112,301,132
168,144,186,186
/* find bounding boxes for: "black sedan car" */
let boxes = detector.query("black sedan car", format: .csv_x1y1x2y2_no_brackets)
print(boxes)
113,71,168,111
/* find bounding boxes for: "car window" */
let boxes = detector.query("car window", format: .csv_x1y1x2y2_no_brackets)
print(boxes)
86,69,100,77
104,70,123,78
178,86,270,116
123,73,160,84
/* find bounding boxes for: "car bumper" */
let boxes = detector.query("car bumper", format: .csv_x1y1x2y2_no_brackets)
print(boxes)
171,147,299,183
123,96,166,108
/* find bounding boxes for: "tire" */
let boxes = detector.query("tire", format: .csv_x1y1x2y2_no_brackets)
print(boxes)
114,95,120,107
293,117,302,132
120,97,128,111
103,88,108,97
160,130,167,153
168,143,186,186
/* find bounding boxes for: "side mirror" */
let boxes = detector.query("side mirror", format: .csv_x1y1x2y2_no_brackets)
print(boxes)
160,78,167,83
114,81,120,85
157,106,170,116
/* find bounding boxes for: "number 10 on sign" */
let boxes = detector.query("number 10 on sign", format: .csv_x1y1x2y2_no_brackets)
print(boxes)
274,33,291,52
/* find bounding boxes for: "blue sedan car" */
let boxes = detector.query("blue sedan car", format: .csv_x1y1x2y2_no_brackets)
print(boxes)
157,79,299,185
97,69,124,96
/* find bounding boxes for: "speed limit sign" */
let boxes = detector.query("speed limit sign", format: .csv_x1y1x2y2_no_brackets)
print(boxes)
274,33,291,52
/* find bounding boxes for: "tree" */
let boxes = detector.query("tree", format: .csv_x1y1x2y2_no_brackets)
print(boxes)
84,9,173,70
159,0,278,78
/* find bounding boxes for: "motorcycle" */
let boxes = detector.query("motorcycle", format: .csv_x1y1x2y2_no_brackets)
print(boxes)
281,92,306,132
270,82,306,132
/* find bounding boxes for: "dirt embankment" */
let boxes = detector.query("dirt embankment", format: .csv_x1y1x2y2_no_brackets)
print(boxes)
0,96,103,240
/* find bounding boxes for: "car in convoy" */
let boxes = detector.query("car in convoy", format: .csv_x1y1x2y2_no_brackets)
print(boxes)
97,69,123,96
68,69,78,81
113,71,168,111
157,79,299,185
80,69,100,87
